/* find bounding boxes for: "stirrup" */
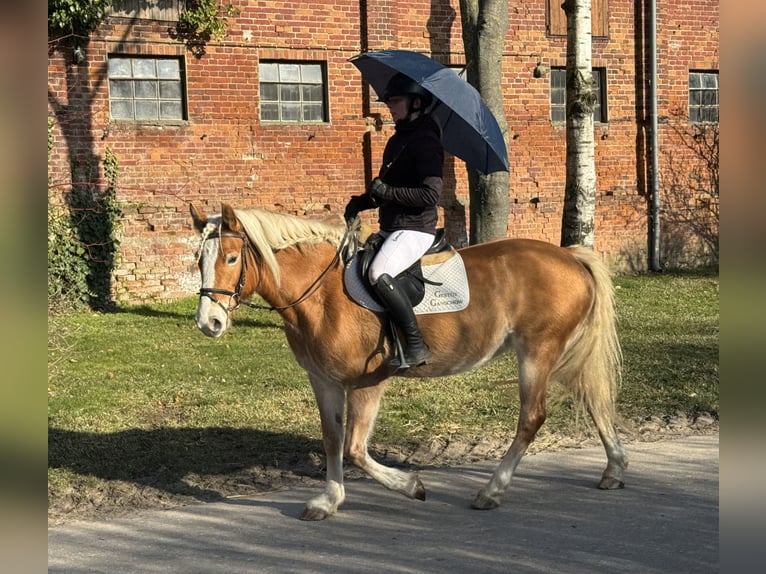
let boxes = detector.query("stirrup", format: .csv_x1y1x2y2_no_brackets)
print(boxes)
389,320,431,369
390,320,411,369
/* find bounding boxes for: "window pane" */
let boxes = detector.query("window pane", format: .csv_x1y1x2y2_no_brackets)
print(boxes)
135,101,158,119
160,101,183,120
281,103,301,121
552,108,566,122
551,70,565,88
689,73,700,89
261,102,279,121
280,84,300,102
551,90,565,105
259,63,278,82
111,100,133,119
110,79,133,98
132,59,157,78
689,91,701,106
690,108,700,123
157,59,180,79
108,58,131,77
702,73,718,88
135,80,157,99
302,84,322,102
279,63,301,82
702,90,717,105
303,103,323,121
159,80,181,99
261,83,278,102
301,64,322,83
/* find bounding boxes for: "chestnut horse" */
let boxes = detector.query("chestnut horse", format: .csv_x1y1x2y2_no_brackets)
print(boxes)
190,203,627,521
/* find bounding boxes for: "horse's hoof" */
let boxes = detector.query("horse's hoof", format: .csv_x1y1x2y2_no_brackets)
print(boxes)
598,476,625,490
471,492,500,510
414,478,426,501
299,506,331,521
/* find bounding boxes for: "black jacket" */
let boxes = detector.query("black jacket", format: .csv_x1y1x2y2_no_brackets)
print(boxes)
376,114,444,234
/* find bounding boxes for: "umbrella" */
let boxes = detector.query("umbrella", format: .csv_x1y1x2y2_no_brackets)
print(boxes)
349,49,509,175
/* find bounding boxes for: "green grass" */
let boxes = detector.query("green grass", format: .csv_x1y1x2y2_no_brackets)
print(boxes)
613,270,719,421
48,269,718,519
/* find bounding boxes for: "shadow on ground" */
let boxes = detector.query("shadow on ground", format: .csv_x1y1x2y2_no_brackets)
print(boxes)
48,426,324,523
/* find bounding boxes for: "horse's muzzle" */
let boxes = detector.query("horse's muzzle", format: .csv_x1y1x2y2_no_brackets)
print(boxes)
195,298,230,338
197,316,226,338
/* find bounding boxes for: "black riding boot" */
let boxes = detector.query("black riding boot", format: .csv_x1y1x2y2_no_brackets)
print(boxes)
374,274,433,368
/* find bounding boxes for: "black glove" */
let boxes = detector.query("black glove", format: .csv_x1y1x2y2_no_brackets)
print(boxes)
344,194,374,225
368,177,394,202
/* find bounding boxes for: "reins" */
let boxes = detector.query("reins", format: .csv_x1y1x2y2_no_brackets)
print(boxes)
198,221,358,314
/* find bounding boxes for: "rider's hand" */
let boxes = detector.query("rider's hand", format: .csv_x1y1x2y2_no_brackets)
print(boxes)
344,194,373,226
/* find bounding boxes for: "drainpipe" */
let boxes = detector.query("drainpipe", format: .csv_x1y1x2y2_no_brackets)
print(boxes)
648,0,661,271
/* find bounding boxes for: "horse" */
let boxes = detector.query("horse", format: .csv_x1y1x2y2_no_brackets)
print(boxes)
189,202,627,521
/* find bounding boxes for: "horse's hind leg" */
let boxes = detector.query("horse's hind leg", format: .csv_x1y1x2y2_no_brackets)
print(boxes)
473,354,550,510
300,375,346,521
345,382,426,501
585,391,628,490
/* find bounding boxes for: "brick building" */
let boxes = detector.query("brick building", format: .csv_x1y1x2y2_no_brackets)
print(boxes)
47,0,719,304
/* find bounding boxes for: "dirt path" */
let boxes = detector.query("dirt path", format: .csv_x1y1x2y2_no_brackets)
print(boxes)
48,412,718,526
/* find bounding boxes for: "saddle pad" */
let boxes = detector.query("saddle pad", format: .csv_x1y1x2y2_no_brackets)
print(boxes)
343,253,470,315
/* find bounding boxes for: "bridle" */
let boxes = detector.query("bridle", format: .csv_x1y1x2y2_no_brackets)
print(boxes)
197,230,257,314
197,223,357,316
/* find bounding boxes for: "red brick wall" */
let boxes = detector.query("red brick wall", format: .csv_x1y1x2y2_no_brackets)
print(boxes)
47,0,719,304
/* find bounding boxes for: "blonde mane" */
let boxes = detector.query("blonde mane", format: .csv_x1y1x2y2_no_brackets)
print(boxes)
233,208,347,286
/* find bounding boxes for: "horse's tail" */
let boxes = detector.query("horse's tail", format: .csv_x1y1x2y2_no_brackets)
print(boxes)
553,246,622,426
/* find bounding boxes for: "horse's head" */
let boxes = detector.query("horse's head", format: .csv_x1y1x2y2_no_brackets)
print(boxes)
190,202,250,338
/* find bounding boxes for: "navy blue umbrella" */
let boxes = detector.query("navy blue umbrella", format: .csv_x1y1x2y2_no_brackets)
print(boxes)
349,50,509,175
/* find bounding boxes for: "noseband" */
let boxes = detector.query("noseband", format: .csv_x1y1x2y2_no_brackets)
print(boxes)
198,230,252,314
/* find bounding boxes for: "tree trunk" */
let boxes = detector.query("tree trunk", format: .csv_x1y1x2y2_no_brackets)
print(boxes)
560,0,597,248
459,0,510,244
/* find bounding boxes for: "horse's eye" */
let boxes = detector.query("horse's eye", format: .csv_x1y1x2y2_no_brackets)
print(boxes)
226,254,239,265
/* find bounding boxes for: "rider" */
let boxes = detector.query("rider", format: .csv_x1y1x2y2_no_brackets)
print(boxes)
344,73,444,368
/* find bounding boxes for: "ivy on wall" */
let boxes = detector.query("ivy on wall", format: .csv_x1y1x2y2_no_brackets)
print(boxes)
48,118,122,313
48,0,238,56
48,0,114,40
172,0,241,57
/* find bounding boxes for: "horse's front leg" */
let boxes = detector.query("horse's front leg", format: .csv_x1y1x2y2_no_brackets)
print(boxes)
300,375,346,521
345,381,426,501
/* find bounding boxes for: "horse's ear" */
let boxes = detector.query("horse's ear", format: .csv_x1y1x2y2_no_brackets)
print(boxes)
190,203,207,232
221,203,242,233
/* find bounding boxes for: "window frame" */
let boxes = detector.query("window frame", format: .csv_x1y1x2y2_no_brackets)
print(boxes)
550,67,608,124
107,54,188,122
547,0,609,38
258,61,329,124
688,71,719,124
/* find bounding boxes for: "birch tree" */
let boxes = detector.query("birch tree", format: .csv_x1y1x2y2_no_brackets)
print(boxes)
459,0,510,244
560,0,597,248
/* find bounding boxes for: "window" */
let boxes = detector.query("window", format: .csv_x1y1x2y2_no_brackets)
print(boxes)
550,67,607,123
108,56,186,121
689,71,719,123
548,0,609,37
107,0,184,20
259,62,328,123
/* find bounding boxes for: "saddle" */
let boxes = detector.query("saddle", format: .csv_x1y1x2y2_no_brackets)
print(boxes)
343,228,470,315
